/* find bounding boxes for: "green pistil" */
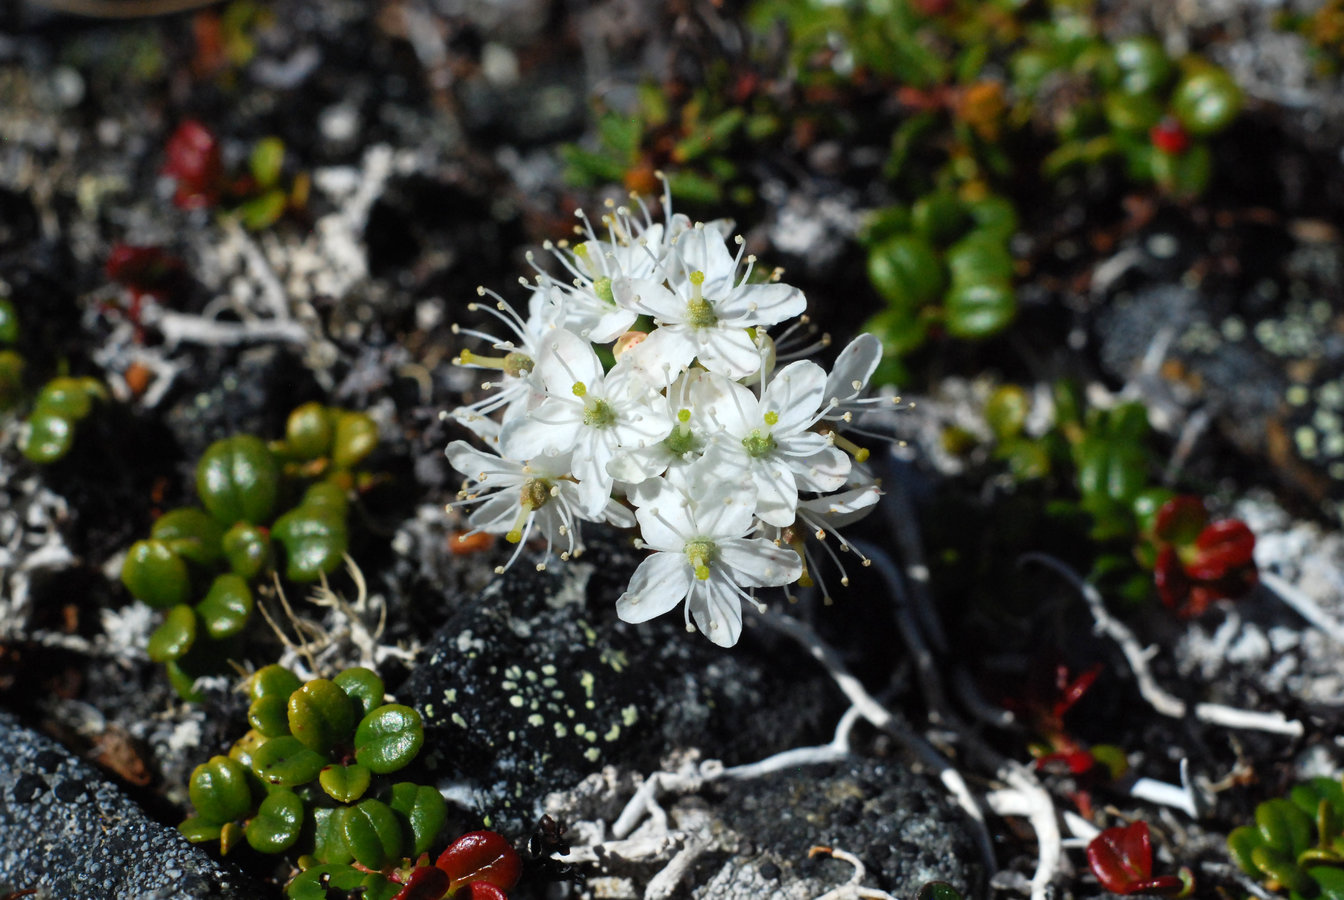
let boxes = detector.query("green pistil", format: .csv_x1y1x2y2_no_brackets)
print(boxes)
685,539,716,581
685,270,717,328
593,277,615,306
583,398,616,428
742,428,777,458
507,478,552,543
663,425,696,457
503,351,534,377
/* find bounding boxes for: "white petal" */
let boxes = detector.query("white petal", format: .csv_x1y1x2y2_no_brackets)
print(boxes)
622,326,696,387
614,277,685,321
634,490,696,552
718,537,803,587
752,456,800,528
825,333,882,403
675,227,738,293
693,481,756,539
696,327,765,380
763,360,828,434
468,493,518,532
499,401,583,459
445,440,517,483
535,328,603,394
617,552,693,623
689,573,743,647
701,374,759,436
792,446,852,493
714,283,806,326
606,444,671,484
600,497,637,529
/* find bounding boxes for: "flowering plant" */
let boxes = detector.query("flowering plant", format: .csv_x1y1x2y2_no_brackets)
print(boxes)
444,185,890,646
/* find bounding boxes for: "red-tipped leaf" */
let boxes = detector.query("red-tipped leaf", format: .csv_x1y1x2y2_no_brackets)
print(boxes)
436,831,522,894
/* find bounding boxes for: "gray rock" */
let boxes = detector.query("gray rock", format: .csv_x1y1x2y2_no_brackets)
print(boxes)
0,710,260,900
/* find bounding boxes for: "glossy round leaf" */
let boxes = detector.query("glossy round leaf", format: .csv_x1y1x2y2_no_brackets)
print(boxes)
1256,797,1313,856
910,192,968,245
246,788,304,853
228,729,268,770
312,806,354,866
1102,90,1163,133
272,504,348,582
943,280,1016,338
31,376,102,420
867,234,945,311
436,830,522,893
196,434,280,525
248,696,291,738
248,663,302,702
148,604,198,663
250,735,328,787
331,411,378,470
151,508,224,565
288,678,360,753
340,799,404,869
864,306,930,359
334,667,385,717
387,782,448,858
355,704,425,774
1150,141,1211,196
21,412,75,464
189,756,254,824
178,816,223,844
222,522,271,580
945,234,1014,289
1172,68,1242,136
286,864,366,900
1111,37,1171,95
121,539,192,609
284,402,333,460
196,573,254,640
165,658,205,703
965,195,1017,242
319,764,371,804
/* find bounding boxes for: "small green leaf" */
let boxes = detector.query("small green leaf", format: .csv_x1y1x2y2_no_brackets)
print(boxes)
1102,90,1163,133
286,864,366,900
355,704,425,774
965,195,1018,242
1110,37,1171,95
319,764,371,804
21,412,75,463
272,500,348,583
250,735,328,787
248,696,291,738
197,435,280,526
222,522,271,580
1226,825,1262,875
1251,845,1315,895
386,782,448,858
248,664,302,702
151,508,224,565
331,410,378,469
334,667,385,717
985,385,1030,442
283,402,333,460
288,678,360,753
867,233,945,310
236,190,289,231
31,376,104,420
911,192,968,246
943,279,1016,339
1310,865,1344,900
148,605,198,663
196,573,253,640
0,297,17,344
340,799,404,869
1172,68,1242,136
312,806,353,865
945,234,1015,289
178,816,223,844
249,137,285,189
121,539,192,609
246,788,304,853
228,729,267,770
189,756,254,824
1258,798,1315,856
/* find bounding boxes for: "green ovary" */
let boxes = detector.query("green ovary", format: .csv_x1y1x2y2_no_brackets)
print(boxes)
503,351,534,377
583,398,617,428
684,540,717,581
593,277,615,306
742,429,777,458
663,425,697,457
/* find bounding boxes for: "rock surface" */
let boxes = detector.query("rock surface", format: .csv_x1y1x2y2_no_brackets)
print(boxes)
0,709,260,900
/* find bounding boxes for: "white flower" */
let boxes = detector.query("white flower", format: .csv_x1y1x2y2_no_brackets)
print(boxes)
616,480,801,647
449,287,561,443
499,328,675,516
605,369,723,489
614,223,806,380
445,441,634,572
770,484,882,600
696,361,851,527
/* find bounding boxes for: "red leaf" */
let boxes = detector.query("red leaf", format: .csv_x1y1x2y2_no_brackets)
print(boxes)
1087,822,1154,893
1152,546,1189,612
1187,520,1255,579
1051,663,1101,720
460,885,511,900
1149,118,1191,156
437,831,522,894
162,120,224,210
394,866,451,900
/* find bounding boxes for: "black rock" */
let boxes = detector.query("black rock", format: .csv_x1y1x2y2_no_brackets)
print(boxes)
400,534,841,835
0,710,261,899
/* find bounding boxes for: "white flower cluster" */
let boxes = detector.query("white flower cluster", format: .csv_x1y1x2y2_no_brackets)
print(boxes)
444,188,890,647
